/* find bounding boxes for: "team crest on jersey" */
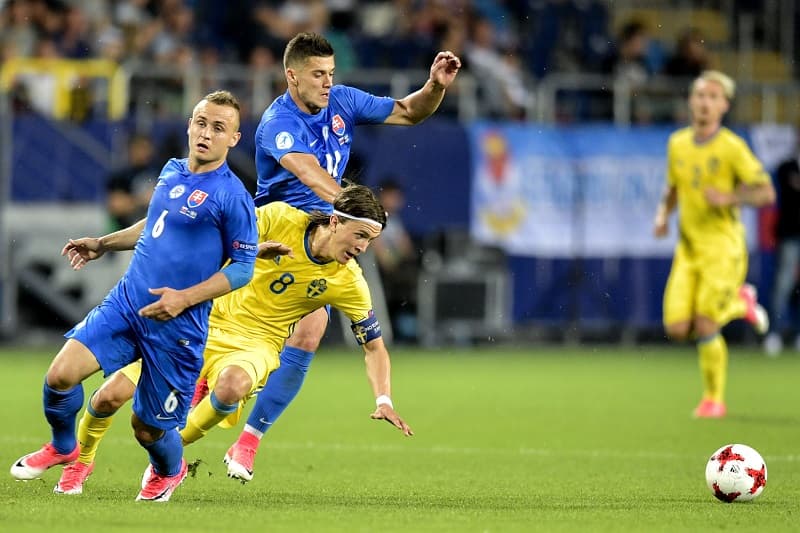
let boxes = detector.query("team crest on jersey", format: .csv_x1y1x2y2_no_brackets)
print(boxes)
307,279,328,298
707,156,719,175
187,189,208,208
331,114,345,136
169,184,186,199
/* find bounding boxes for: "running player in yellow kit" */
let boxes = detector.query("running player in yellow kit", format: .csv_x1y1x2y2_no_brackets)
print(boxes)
653,70,775,418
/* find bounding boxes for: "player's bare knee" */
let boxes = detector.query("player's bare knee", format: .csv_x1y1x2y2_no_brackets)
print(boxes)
92,388,128,413
45,365,79,390
665,323,690,341
131,415,163,445
214,366,252,404
286,336,320,351
693,317,719,339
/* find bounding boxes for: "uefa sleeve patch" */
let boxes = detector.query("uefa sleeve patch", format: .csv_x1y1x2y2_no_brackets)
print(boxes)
275,131,294,150
350,313,381,345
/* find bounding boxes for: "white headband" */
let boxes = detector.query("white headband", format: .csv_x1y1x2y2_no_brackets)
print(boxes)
333,209,383,229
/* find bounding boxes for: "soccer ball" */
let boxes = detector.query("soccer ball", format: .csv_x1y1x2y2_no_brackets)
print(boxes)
705,444,767,502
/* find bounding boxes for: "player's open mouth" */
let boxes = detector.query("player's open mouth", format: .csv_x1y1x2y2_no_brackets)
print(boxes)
196,142,209,151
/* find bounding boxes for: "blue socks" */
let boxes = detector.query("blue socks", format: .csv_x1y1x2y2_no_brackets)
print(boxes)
43,380,84,454
245,346,313,434
144,428,183,476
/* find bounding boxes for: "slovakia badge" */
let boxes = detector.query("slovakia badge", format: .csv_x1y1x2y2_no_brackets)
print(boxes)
331,114,345,136
187,189,208,208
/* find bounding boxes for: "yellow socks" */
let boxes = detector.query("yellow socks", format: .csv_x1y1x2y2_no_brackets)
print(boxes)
77,409,114,465
698,333,727,403
180,392,237,445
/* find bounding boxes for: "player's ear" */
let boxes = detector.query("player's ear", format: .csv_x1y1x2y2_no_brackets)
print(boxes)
228,131,241,148
287,68,298,86
186,117,191,135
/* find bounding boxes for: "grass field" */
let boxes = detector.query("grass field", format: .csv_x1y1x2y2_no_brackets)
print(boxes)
1,344,799,532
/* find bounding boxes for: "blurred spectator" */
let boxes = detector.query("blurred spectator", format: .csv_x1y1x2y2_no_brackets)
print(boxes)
14,37,63,116
373,178,419,342
465,16,528,119
663,28,711,79
58,4,92,58
148,1,195,65
1,0,38,59
764,151,800,356
106,133,158,231
304,0,359,74
602,20,652,87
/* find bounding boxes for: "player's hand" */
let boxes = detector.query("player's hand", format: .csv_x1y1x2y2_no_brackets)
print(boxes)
61,237,105,270
653,215,668,238
370,404,414,436
429,51,461,89
257,240,293,259
138,287,191,321
704,187,736,207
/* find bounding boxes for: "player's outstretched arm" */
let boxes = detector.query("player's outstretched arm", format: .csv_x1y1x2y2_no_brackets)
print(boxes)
363,337,413,436
385,51,461,126
61,218,147,270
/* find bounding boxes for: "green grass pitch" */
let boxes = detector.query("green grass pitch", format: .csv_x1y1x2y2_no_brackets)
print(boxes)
1,345,799,532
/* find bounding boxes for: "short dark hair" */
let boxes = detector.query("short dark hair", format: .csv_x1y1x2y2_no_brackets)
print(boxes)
283,32,334,69
202,90,241,114
308,184,387,229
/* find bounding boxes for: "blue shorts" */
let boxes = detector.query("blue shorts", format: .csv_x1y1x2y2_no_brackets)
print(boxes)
66,293,203,431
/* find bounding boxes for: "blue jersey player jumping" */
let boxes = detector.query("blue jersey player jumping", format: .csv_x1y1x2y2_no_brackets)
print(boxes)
223,32,461,481
10,91,258,502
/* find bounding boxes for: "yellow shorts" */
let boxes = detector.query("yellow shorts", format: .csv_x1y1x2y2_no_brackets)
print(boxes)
201,326,281,429
119,360,142,384
663,245,747,326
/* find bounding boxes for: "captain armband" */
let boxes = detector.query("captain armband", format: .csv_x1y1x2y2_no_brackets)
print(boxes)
350,312,382,345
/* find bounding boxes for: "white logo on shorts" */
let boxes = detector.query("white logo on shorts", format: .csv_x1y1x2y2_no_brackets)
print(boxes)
156,413,176,421
275,131,294,150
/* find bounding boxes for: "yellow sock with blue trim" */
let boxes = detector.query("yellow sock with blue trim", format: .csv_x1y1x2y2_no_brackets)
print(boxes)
77,402,114,465
180,391,238,445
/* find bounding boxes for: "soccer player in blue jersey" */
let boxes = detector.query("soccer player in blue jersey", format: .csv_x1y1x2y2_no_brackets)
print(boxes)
223,31,460,474
9,90,258,502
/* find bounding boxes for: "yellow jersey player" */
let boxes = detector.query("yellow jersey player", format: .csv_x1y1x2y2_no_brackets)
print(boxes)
53,184,412,494
653,70,775,419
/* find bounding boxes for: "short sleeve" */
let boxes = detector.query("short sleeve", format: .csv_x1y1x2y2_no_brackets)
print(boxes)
258,114,314,162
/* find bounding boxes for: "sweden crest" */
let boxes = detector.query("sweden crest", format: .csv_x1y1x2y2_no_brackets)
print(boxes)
307,279,328,298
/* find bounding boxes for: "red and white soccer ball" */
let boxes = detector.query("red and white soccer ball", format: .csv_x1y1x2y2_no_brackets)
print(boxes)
705,444,767,502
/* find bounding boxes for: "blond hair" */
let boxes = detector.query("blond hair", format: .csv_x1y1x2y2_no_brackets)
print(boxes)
692,70,736,100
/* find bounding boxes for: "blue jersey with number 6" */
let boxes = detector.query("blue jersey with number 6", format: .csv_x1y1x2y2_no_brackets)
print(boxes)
254,85,394,212
115,158,257,352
